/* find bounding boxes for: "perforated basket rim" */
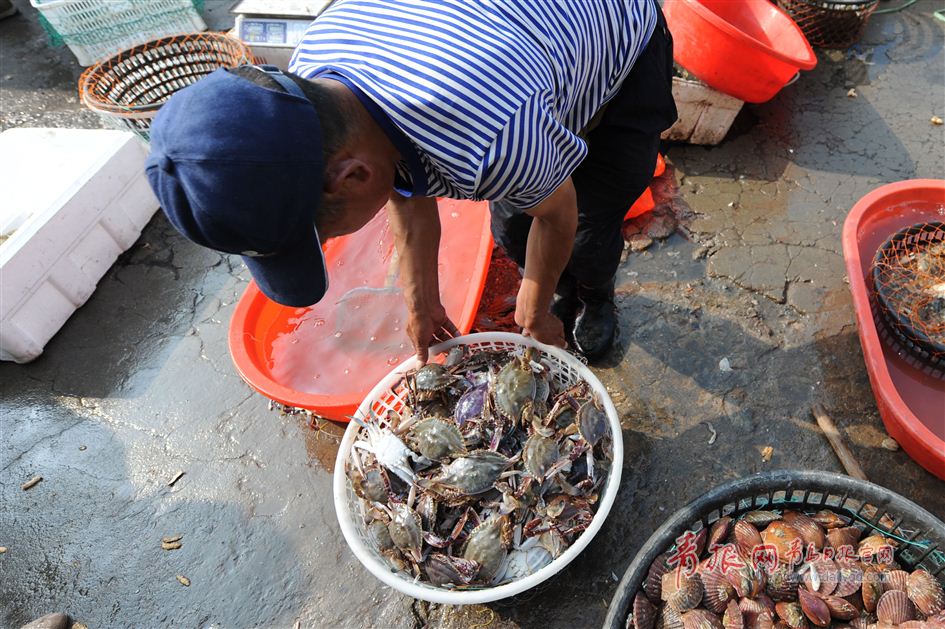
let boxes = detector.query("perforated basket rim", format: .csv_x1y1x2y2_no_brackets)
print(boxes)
331,332,624,605
602,470,945,629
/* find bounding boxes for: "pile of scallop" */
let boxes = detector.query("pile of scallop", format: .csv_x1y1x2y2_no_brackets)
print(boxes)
626,509,945,629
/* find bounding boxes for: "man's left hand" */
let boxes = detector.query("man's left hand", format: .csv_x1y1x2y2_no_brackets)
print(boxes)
517,308,566,348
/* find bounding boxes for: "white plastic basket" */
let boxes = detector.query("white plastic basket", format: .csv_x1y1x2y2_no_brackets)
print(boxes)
332,332,624,605
31,0,206,66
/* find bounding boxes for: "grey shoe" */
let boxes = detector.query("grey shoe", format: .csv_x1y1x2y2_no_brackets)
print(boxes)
20,613,71,629
0,0,18,20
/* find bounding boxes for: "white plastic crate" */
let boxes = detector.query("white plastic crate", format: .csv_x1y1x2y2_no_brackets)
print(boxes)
0,129,159,363
661,76,745,146
31,0,206,66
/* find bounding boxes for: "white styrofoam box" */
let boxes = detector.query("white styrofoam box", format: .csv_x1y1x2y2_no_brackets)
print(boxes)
661,76,745,146
0,128,159,363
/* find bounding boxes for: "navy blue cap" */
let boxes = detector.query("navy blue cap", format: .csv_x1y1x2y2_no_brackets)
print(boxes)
145,66,328,307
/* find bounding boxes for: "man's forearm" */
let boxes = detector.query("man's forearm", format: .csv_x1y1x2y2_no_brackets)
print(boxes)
517,178,578,329
387,193,441,310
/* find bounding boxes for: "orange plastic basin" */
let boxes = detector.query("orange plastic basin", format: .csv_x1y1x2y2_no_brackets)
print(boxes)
664,0,816,103
841,180,945,480
228,199,493,422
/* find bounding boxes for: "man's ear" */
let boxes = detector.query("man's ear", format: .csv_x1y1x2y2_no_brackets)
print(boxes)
324,158,371,195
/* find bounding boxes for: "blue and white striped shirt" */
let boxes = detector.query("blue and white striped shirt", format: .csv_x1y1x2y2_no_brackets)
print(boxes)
290,0,657,209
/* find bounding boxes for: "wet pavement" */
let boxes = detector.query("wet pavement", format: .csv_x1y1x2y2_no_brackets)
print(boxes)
1,1,943,627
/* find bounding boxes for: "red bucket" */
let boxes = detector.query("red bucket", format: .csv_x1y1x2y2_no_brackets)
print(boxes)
664,0,817,103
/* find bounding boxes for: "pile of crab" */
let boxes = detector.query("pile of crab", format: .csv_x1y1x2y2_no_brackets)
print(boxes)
344,344,613,589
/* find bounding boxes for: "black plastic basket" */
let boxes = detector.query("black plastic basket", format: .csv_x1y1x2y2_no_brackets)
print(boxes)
603,470,945,629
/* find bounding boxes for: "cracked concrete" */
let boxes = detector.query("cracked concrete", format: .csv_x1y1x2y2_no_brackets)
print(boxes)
1,1,944,628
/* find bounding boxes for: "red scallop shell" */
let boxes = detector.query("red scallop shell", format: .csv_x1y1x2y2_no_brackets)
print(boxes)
767,565,800,602
798,588,832,627
710,517,734,552
646,553,672,603
827,526,862,554
876,589,917,625
774,602,808,629
781,512,826,551
862,567,885,613
682,610,724,629
833,563,864,598
811,510,846,530
907,569,945,616
663,570,704,612
634,592,659,629
886,569,910,592
702,568,738,615
724,599,744,629
660,605,685,629
734,521,763,560
802,559,839,596
762,521,804,563
822,594,860,621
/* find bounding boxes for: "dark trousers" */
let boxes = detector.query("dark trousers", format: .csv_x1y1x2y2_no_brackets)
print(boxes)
489,8,677,296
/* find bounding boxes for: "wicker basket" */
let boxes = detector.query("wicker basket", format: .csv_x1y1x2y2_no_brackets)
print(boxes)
78,33,261,141
333,332,624,605
603,470,945,628
32,0,207,66
777,0,879,49
870,221,945,375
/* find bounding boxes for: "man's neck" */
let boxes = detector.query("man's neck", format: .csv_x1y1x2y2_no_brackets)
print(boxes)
312,78,401,164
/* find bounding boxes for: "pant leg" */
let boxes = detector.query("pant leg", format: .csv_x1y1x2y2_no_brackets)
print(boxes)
566,6,676,291
489,200,530,271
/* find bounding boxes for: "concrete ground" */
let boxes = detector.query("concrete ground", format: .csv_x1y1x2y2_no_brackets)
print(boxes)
1,1,943,627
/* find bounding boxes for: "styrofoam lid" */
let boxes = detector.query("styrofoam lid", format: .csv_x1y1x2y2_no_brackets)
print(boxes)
0,128,134,237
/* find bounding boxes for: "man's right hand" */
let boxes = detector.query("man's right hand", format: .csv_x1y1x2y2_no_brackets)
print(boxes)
518,308,566,349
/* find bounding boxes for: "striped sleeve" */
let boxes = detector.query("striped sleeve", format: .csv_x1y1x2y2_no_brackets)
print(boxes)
476,95,588,210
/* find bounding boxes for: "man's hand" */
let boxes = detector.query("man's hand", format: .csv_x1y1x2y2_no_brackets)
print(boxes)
407,302,461,364
387,192,457,363
517,309,565,348
515,178,578,349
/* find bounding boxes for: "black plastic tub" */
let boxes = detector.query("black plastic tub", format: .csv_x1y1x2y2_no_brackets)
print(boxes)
603,470,945,629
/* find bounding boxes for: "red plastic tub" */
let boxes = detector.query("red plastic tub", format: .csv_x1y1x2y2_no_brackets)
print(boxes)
664,0,817,103
841,180,945,480
228,199,493,422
